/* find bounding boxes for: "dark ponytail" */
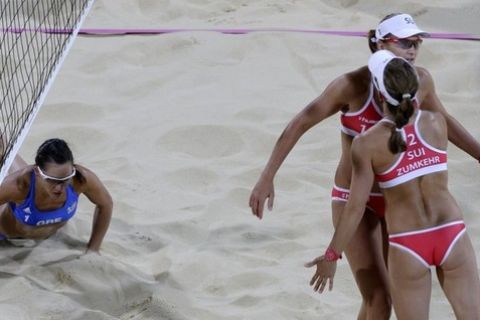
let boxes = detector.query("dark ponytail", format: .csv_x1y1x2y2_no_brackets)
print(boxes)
387,98,415,153
368,29,377,53
382,59,418,153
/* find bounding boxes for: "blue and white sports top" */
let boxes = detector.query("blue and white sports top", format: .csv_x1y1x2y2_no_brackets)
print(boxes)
9,171,79,226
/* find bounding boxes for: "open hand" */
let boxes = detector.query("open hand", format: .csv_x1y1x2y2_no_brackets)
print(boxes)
249,178,275,219
305,255,337,293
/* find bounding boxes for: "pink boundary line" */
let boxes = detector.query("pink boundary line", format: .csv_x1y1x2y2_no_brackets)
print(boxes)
2,27,479,40
79,28,480,40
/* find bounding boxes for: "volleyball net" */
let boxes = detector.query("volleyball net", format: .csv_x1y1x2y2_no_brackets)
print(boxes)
0,0,95,183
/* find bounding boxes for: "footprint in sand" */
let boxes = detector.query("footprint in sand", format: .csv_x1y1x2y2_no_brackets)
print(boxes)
120,295,188,320
163,166,220,194
234,106,292,123
41,102,105,124
157,125,244,158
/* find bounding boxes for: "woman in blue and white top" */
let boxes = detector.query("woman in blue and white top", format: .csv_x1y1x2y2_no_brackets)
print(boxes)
0,138,112,253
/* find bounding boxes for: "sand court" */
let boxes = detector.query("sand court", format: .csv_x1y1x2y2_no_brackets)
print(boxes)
0,1,478,319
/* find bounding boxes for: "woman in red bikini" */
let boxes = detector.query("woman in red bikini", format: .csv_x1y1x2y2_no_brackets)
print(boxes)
249,13,480,319
306,50,480,319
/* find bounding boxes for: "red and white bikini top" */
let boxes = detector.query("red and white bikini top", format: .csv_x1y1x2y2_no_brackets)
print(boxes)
340,83,383,137
375,110,447,189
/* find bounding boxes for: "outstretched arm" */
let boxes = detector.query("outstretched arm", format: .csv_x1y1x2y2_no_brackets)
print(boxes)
249,75,350,219
305,136,374,292
419,68,480,160
80,166,113,253
327,137,374,253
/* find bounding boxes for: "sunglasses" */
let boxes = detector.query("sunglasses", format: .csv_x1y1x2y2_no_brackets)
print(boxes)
383,37,423,50
37,166,76,185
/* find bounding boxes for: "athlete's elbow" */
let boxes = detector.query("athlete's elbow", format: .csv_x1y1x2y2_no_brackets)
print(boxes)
280,121,308,142
98,196,113,215
287,116,315,136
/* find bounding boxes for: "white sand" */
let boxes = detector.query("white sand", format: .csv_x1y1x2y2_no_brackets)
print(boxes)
0,1,478,319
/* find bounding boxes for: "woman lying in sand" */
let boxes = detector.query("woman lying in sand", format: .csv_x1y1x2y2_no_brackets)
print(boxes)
249,13,480,319
306,50,480,320
0,138,112,253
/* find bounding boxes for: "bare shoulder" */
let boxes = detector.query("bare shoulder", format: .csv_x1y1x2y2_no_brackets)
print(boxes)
344,66,371,91
11,165,33,187
356,123,393,157
1,165,34,200
421,110,446,131
346,65,370,80
72,164,112,205
306,65,371,116
358,120,388,141
415,66,434,87
74,164,94,176
72,164,101,190
326,66,369,95
351,130,377,157
352,133,369,151
422,109,445,122
415,65,431,77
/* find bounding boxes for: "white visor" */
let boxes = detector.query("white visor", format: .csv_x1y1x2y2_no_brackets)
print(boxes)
375,14,429,40
368,50,411,106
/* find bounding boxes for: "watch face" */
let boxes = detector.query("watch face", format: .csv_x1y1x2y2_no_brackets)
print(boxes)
325,248,339,262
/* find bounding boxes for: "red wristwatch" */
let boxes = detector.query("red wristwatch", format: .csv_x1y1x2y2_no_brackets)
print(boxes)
324,247,342,262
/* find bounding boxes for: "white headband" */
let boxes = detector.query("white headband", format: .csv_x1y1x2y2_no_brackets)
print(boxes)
368,50,413,106
375,14,429,40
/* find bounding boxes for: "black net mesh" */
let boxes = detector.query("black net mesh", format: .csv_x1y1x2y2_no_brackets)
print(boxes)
0,0,93,181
